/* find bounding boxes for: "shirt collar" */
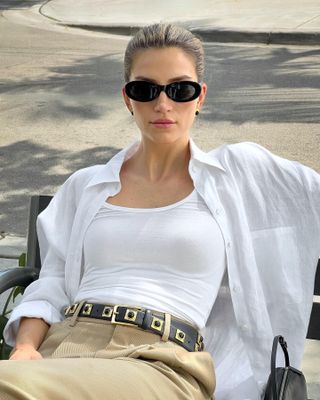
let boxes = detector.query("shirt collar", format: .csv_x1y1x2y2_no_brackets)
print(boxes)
189,137,226,171
87,138,225,188
86,141,139,187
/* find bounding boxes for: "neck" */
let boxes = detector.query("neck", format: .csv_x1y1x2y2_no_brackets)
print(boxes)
130,137,191,182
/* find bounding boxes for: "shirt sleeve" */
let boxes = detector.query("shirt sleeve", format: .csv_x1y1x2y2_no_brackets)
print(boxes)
3,172,79,347
218,142,320,390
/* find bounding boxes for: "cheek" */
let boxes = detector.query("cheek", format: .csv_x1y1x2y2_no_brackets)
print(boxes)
179,104,196,121
132,104,152,127
132,103,148,116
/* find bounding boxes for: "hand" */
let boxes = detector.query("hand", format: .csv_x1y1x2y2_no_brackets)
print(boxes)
9,345,43,361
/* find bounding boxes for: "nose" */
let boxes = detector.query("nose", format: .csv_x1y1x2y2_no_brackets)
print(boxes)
153,90,173,113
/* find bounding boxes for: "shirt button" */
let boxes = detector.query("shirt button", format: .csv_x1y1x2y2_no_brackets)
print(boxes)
226,241,232,248
232,285,239,292
215,208,221,215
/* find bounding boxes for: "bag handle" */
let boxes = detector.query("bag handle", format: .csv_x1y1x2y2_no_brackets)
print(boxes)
270,335,290,400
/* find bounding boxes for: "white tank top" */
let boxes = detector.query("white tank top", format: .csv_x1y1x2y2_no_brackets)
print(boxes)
76,189,226,329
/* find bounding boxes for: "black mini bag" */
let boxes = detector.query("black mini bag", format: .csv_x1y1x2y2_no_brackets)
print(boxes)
264,335,308,400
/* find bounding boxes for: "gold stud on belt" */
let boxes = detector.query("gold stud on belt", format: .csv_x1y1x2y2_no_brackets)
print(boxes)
124,309,138,322
151,316,164,332
102,306,113,318
82,303,93,316
175,329,186,343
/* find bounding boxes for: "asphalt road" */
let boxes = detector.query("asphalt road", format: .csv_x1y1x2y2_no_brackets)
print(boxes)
0,7,320,236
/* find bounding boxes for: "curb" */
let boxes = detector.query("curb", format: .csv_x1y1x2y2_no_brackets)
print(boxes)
57,23,320,46
194,28,320,46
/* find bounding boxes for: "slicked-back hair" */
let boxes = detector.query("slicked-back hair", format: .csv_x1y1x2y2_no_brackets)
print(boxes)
124,24,204,83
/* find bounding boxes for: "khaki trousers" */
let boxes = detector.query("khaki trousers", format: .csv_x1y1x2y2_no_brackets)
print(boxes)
0,316,215,399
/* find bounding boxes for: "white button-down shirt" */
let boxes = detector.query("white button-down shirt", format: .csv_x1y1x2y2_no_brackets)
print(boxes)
4,139,320,399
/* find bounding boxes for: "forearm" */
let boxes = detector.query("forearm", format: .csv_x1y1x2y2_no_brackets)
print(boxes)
14,317,50,351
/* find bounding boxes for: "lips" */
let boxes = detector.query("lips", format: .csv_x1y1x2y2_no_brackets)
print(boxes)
151,119,176,129
151,119,175,124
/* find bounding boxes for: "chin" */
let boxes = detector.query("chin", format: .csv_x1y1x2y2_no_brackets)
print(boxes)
146,134,187,145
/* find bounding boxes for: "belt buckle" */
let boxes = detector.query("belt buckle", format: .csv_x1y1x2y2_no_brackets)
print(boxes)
111,305,141,327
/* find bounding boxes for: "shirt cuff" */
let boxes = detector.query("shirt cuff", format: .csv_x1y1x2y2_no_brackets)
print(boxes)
3,300,63,348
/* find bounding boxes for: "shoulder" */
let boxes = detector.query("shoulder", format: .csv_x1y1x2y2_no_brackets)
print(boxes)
208,141,320,196
208,141,299,176
67,164,105,187
210,141,280,166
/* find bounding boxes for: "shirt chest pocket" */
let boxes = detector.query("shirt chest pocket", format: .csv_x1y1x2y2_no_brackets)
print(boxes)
251,226,302,304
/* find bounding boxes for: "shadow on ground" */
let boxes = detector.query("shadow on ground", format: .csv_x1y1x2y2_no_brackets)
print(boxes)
203,44,320,124
0,53,123,121
0,140,120,236
0,0,43,10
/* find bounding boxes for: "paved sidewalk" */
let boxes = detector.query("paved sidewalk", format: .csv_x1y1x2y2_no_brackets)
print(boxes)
39,0,320,45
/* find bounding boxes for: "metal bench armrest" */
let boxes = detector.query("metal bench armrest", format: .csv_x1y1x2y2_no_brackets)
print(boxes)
0,268,39,294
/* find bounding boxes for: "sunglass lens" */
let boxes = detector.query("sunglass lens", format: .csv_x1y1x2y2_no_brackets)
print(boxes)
168,82,200,102
126,82,157,102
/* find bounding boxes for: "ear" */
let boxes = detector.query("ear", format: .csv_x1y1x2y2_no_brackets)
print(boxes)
197,83,207,109
122,86,133,113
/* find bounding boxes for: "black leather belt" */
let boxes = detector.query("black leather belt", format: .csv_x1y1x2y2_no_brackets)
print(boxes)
64,302,204,352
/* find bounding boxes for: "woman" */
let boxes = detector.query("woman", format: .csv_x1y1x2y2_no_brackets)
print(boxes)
1,23,320,400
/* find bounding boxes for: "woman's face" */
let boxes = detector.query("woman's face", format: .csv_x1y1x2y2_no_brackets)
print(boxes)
122,47,207,145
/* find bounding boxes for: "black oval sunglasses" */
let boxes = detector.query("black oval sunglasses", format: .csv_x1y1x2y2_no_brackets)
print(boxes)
125,80,202,103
